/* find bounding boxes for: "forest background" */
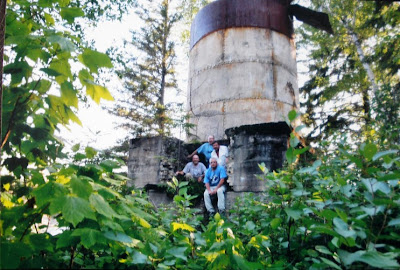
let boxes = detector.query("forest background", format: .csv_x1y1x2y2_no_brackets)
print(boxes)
1,0,399,269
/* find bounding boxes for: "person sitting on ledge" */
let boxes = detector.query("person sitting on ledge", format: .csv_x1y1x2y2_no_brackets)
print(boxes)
175,154,207,183
187,135,215,167
210,141,229,169
204,157,228,216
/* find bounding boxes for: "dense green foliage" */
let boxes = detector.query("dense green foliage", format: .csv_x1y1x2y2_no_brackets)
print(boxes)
297,1,400,145
2,112,399,269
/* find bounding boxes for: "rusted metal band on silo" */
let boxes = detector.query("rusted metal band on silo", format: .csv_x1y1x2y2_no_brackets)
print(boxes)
190,0,293,50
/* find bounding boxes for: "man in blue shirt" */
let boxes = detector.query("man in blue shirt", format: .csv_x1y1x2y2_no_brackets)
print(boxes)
187,135,215,167
203,157,228,216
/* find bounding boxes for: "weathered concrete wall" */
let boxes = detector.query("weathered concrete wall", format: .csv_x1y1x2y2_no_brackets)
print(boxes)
225,122,290,192
187,27,298,140
127,137,189,188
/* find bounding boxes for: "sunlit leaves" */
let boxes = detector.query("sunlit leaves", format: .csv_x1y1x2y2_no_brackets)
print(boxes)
49,55,73,84
60,7,85,24
47,35,76,51
78,49,113,74
171,222,195,232
47,95,82,126
79,69,114,104
60,81,78,108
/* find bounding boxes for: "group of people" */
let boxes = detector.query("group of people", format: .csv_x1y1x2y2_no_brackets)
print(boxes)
175,135,229,216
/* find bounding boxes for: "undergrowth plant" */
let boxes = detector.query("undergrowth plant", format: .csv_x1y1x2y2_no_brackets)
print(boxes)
1,110,399,269
227,111,400,269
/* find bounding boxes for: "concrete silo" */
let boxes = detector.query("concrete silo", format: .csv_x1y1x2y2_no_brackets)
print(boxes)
187,0,299,141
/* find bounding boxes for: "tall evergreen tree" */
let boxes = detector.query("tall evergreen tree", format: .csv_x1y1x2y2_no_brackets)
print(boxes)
296,0,399,145
111,0,181,137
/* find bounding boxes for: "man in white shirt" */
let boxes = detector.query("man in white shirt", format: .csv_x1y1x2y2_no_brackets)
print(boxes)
210,141,229,169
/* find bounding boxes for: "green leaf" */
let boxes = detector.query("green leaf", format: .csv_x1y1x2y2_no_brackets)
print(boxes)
56,230,80,249
44,13,55,25
172,222,195,232
270,218,282,229
315,245,332,255
245,221,256,231
33,181,67,208
320,257,341,270
4,61,33,85
31,171,45,185
288,110,298,122
74,153,86,161
71,143,80,152
290,135,300,148
71,228,106,249
79,69,114,104
167,247,188,261
29,234,54,252
52,195,96,227
60,7,85,24
70,175,92,199
293,147,309,156
285,208,302,220
30,79,52,94
295,125,307,132
286,147,295,164
40,68,63,77
338,250,400,269
78,49,113,74
49,57,73,84
388,218,400,227
373,150,398,161
333,218,356,238
363,143,378,161
99,160,120,172
131,250,150,264
85,146,97,159
0,242,33,269
89,194,117,218
232,254,255,270
60,81,78,108
101,219,125,232
104,231,140,246
361,178,390,194
47,35,76,52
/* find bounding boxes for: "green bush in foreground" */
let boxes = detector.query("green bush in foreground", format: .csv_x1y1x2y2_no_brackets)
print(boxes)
1,113,399,269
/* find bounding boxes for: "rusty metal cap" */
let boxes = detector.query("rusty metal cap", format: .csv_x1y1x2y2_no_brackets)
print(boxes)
190,0,294,50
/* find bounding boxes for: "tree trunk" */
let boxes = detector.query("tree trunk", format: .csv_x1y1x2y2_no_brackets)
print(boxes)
0,0,7,147
349,31,379,97
158,0,169,135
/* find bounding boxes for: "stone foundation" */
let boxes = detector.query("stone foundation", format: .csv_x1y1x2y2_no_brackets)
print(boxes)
128,122,290,210
225,122,290,192
127,136,189,188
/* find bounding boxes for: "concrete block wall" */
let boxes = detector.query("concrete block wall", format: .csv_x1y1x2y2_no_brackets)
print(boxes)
127,137,189,188
225,122,290,192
